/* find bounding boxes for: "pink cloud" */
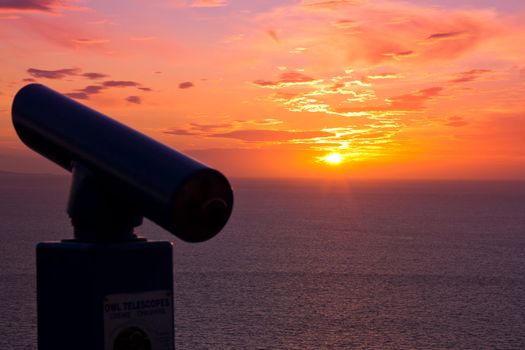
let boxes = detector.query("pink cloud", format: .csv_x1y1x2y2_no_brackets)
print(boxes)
0,0,69,12
300,0,361,10
169,0,228,8
191,0,227,7
253,0,509,66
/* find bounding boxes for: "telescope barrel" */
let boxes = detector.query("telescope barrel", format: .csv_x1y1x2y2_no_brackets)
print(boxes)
12,84,233,242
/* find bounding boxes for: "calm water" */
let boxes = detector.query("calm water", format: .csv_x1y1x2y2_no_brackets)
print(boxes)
1,173,525,349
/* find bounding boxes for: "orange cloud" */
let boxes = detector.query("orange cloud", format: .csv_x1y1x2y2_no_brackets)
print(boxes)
209,129,334,142
266,29,280,43
253,72,319,88
445,116,469,127
387,87,443,110
254,0,508,66
300,0,361,10
449,69,492,83
71,38,110,45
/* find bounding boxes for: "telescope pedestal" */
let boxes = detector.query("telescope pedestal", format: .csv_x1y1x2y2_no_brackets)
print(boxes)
37,240,174,350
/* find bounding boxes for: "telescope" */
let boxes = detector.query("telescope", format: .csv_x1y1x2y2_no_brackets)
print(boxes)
12,84,234,350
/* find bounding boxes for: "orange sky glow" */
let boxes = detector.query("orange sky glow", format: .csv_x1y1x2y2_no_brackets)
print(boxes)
1,0,525,179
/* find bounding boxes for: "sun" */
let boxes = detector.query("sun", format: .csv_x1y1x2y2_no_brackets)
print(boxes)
322,152,344,165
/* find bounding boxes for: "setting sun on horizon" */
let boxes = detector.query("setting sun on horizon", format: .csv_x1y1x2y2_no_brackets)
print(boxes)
1,0,525,179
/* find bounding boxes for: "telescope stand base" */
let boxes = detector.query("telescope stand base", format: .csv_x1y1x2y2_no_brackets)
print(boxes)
36,240,174,350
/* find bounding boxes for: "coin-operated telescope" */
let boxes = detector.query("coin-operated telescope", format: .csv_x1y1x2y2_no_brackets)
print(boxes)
12,84,234,350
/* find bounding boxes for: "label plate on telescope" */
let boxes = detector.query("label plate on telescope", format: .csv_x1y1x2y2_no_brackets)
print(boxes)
104,290,174,350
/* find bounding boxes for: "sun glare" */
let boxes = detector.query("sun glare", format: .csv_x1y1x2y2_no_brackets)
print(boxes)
322,153,344,165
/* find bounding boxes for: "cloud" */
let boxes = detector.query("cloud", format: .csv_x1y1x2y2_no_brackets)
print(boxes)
387,87,443,110
445,116,469,127
300,0,361,10
71,38,109,45
126,96,141,104
65,85,104,100
64,79,147,100
179,81,194,89
209,129,335,142
64,92,88,100
253,72,319,88
449,69,492,83
367,72,403,80
331,86,443,115
0,0,68,12
83,72,109,80
426,31,467,42
171,0,227,8
383,50,416,60
191,0,227,7
266,29,280,43
27,67,80,79
331,19,359,29
164,118,286,137
164,128,198,136
80,85,104,94
189,122,234,132
253,0,507,67
103,80,140,87
236,118,283,126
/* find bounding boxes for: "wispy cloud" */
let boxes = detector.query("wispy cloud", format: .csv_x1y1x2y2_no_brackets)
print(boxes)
386,87,443,110
253,72,320,88
209,129,335,142
449,69,492,83
27,67,80,79
103,80,140,87
425,31,468,43
191,0,227,7
0,0,71,13
445,116,469,127
83,72,109,80
171,0,228,8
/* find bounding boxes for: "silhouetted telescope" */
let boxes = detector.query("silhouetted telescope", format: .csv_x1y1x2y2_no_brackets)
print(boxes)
12,83,234,350
12,83,233,242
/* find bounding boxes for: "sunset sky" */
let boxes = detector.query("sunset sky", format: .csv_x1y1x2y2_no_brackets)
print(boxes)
1,0,525,179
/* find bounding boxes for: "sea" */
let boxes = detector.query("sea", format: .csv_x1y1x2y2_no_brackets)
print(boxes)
1,173,524,349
